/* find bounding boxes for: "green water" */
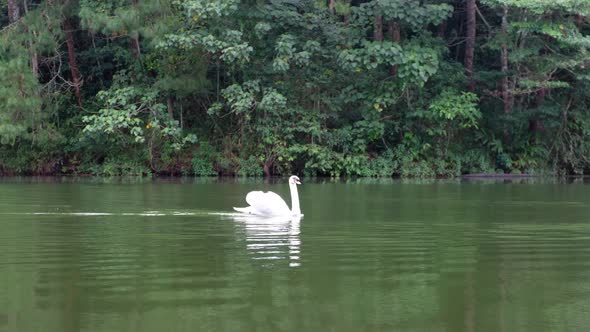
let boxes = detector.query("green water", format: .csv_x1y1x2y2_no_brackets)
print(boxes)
1,177,590,331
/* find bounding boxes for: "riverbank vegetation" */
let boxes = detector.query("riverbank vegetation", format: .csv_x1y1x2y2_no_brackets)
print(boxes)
1,0,589,177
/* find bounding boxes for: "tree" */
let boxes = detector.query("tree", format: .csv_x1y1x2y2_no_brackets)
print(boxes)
500,5,510,114
7,0,19,23
1,0,590,176
130,0,140,58
465,0,476,91
62,18,82,106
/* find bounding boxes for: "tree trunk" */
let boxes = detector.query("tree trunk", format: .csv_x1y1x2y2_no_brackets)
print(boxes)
328,0,336,14
31,47,39,77
7,0,19,23
374,15,383,42
388,21,400,76
167,97,174,121
263,161,271,177
465,0,476,91
130,0,141,58
437,20,448,38
130,36,141,58
180,105,183,129
23,0,39,78
63,19,83,107
529,87,546,133
500,6,511,114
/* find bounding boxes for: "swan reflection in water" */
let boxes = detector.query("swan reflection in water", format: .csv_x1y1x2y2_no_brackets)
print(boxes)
230,214,302,267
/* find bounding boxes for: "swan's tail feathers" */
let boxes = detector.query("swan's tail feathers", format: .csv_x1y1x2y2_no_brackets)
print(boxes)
233,207,254,214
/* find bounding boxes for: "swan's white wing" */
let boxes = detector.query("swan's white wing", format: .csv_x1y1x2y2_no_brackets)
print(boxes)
245,191,291,216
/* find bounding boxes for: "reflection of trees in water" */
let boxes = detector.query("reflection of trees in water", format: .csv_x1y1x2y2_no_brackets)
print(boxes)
24,211,251,331
231,215,302,268
21,212,305,331
6,180,590,331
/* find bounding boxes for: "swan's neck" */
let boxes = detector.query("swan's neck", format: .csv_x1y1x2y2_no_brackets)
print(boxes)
289,183,301,215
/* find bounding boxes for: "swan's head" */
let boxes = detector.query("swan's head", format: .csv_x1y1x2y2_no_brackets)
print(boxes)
289,175,301,185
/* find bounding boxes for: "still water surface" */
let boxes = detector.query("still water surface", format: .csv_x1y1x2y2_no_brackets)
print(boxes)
1,177,590,331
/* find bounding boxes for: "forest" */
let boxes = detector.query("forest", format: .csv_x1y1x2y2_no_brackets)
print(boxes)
1,0,589,177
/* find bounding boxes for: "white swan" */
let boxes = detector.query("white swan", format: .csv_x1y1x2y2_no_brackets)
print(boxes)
233,175,302,216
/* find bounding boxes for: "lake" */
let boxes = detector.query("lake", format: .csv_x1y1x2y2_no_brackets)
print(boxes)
1,177,590,331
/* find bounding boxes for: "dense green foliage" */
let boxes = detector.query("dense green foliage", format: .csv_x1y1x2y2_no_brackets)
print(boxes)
1,0,590,177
